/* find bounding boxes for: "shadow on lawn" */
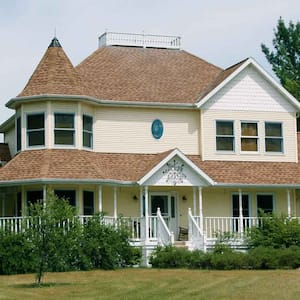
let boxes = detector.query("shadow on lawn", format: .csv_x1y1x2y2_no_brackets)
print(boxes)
13,282,73,288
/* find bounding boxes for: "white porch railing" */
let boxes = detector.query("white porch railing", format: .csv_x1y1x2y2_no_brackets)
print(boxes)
156,208,174,246
188,208,205,250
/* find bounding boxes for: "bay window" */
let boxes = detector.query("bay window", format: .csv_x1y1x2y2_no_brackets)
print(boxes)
27,113,45,147
83,115,93,148
54,113,75,145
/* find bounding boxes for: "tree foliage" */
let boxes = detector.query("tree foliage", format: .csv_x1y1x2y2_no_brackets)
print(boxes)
261,17,300,100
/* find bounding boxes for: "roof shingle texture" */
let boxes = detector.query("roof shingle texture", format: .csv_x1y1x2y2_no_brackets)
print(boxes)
18,44,87,97
17,42,223,104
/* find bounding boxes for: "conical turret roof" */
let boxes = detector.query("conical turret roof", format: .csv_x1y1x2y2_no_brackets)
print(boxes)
18,37,86,97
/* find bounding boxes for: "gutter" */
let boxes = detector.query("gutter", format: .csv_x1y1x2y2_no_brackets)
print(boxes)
6,94,196,110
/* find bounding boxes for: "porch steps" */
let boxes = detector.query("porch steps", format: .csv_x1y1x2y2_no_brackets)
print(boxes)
174,241,188,249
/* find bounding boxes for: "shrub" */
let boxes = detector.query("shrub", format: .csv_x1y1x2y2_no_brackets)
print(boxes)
82,214,140,269
0,230,35,275
248,213,300,249
150,246,191,268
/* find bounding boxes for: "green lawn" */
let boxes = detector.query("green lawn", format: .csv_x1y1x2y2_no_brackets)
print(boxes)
1,269,300,299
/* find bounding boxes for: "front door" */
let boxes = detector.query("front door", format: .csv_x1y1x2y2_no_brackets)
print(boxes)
150,193,177,236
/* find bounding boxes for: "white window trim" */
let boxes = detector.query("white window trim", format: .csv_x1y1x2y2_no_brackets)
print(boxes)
26,112,45,149
54,112,76,147
264,121,284,154
215,120,235,153
240,121,259,154
82,114,94,150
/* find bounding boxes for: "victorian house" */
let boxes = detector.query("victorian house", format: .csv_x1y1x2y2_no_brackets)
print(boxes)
1,32,300,262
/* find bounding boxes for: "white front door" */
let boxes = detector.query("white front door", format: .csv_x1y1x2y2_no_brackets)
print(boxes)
150,193,177,236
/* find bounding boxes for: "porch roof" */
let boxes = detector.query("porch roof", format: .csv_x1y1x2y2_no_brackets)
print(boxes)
0,148,300,187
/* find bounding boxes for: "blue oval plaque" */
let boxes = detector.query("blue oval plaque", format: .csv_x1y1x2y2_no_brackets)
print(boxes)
151,119,163,139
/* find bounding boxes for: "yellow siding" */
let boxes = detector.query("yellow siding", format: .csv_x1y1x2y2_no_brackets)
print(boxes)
201,110,297,162
94,107,200,154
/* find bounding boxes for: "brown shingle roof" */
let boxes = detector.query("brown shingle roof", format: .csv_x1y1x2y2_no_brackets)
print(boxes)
0,148,300,186
75,46,222,104
18,38,87,97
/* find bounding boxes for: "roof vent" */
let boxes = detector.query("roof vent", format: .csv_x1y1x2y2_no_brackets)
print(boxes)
98,32,181,50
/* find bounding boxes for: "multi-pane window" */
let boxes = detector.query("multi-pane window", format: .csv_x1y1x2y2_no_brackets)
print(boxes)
83,115,93,148
241,122,258,151
27,113,45,147
216,121,234,151
83,191,94,215
265,122,283,152
16,116,21,151
54,113,75,145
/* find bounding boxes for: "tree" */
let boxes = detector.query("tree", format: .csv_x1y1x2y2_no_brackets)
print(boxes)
27,192,81,285
261,17,300,100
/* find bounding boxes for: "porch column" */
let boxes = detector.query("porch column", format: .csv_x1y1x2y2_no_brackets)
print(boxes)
193,187,197,215
198,187,203,231
98,185,102,213
42,185,47,209
287,189,291,218
144,186,149,242
238,189,244,235
21,186,25,216
113,187,117,219
139,186,143,218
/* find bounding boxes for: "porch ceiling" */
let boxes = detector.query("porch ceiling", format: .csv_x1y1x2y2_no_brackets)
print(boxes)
0,148,300,186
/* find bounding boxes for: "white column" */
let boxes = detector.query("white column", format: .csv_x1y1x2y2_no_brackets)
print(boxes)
98,185,102,213
139,186,143,218
43,185,47,209
21,186,25,216
193,187,197,215
287,189,291,218
113,187,117,219
238,189,244,235
144,186,149,242
198,187,203,231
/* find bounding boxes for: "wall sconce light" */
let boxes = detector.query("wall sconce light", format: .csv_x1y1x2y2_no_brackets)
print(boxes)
182,196,187,201
133,195,138,201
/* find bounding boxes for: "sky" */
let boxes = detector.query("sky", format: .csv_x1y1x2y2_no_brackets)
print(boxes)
0,0,299,129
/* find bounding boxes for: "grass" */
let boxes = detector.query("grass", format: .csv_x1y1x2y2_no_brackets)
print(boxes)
1,269,300,299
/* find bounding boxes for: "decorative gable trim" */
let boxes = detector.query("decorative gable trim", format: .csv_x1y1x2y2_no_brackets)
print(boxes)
196,58,300,110
138,148,215,186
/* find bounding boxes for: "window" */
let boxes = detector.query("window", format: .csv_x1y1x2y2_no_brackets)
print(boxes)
257,194,273,215
216,121,234,151
54,113,75,145
83,115,93,148
27,113,45,147
27,190,43,207
83,191,94,215
265,122,283,152
16,116,21,151
241,122,258,151
54,190,76,207
232,194,250,231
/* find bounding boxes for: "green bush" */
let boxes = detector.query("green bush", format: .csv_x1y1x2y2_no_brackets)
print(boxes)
150,246,191,268
0,230,35,275
82,215,141,269
248,213,300,248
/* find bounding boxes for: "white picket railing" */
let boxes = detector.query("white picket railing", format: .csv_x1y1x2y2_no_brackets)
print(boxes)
99,32,181,49
156,208,174,246
188,208,205,250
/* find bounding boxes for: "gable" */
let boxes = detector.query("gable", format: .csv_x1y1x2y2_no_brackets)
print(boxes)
138,150,214,186
201,65,297,113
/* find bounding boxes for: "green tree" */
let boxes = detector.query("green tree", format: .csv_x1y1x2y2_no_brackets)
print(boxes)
261,17,300,100
27,192,81,285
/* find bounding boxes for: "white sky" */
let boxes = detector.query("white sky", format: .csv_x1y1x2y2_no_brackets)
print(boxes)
0,0,299,128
